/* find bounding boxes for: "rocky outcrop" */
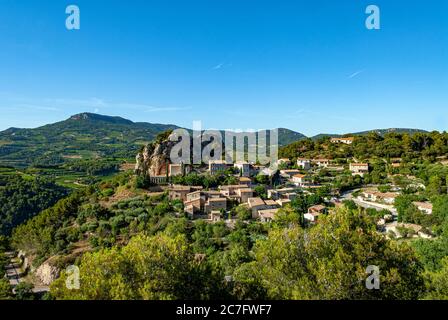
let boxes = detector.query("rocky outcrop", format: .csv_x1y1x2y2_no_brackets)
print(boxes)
134,130,206,177
135,134,178,177
35,258,60,286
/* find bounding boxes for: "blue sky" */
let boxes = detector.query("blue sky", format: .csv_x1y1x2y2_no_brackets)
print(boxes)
0,0,447,136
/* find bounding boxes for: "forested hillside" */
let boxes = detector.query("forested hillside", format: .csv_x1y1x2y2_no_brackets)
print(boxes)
0,176,68,236
12,183,426,300
2,122,448,301
0,113,180,168
0,113,309,169
7,165,448,300
49,207,424,300
280,131,448,161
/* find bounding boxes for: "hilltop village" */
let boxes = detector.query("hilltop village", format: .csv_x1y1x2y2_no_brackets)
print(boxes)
3,127,448,300
136,133,438,240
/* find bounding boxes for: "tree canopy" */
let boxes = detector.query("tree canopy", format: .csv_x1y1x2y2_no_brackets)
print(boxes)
0,176,68,236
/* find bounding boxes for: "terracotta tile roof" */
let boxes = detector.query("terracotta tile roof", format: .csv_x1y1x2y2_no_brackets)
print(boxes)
187,190,203,195
220,184,249,189
397,223,422,232
206,190,223,195
276,199,292,206
248,197,265,207
331,137,354,141
258,209,279,219
208,198,227,203
264,200,278,206
363,190,398,198
209,160,227,164
170,186,192,191
308,205,326,213
350,163,369,166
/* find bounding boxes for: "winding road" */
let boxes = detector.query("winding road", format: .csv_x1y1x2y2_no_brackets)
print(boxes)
5,252,21,287
4,252,49,294
340,189,398,216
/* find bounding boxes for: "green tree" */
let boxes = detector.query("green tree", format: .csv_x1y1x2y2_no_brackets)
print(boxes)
12,193,83,260
343,200,358,210
51,234,224,300
424,257,448,299
255,174,270,185
232,262,267,300
0,278,13,300
235,205,251,221
273,205,303,228
233,207,424,300
413,237,448,272
216,244,251,276
395,195,420,223
254,185,267,199
0,176,68,236
14,282,35,300
0,252,8,276
432,195,448,225
427,176,444,197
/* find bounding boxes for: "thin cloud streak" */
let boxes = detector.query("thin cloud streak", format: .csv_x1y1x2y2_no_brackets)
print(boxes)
348,69,365,79
212,63,224,70
212,62,233,70
0,96,191,114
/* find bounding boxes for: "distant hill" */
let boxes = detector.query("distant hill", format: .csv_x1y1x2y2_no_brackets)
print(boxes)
0,113,180,167
311,128,428,140
277,128,307,146
216,128,305,147
0,113,307,168
0,112,432,168
351,128,428,136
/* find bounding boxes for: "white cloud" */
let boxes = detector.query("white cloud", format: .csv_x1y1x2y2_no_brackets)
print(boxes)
348,69,365,79
212,63,224,70
212,62,233,70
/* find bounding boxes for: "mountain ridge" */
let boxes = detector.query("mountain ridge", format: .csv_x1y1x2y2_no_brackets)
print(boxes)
1,112,429,140
0,112,431,168
311,128,428,140
0,113,181,168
